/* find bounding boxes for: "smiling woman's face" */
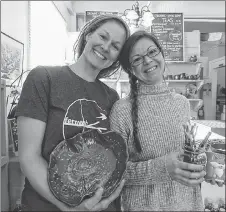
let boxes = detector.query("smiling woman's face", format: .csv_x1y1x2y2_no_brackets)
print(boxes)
83,20,127,71
130,37,165,85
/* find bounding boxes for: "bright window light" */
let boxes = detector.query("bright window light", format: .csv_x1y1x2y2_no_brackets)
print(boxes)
29,1,68,69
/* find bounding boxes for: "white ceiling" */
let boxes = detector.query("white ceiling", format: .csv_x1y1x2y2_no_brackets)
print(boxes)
71,1,225,18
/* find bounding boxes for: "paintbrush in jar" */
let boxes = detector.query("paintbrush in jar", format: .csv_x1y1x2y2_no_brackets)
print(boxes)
183,122,196,150
198,131,212,150
191,123,198,148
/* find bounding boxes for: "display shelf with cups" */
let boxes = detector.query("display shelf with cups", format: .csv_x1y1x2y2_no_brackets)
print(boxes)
101,65,204,94
101,62,205,120
165,79,204,90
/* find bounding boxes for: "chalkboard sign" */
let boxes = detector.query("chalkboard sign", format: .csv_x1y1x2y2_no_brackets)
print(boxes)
85,11,118,23
151,13,184,62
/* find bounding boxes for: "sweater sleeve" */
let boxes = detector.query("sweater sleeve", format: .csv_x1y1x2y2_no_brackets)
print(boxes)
109,100,129,145
109,100,172,185
125,155,171,185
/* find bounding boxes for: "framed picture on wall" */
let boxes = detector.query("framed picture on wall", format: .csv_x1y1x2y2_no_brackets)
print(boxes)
1,32,24,85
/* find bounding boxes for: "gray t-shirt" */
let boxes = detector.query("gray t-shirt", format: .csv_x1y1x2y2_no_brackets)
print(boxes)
15,65,119,211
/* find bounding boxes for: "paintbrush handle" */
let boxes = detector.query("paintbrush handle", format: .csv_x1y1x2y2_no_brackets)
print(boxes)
198,131,212,149
191,124,196,135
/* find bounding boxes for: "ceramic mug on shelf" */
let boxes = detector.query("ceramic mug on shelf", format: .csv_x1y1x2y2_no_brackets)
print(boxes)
193,74,200,80
174,74,180,80
180,73,186,80
187,75,195,80
205,142,225,184
168,75,173,80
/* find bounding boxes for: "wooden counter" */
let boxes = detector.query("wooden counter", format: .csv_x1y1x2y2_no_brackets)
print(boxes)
192,120,225,140
193,120,225,207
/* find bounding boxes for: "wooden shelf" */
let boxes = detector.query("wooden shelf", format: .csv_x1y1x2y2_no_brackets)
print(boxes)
119,79,129,82
217,95,226,100
100,79,129,82
101,79,204,83
166,61,202,64
167,80,204,92
188,98,203,101
100,79,203,83
166,79,203,83
100,79,117,82
1,156,9,167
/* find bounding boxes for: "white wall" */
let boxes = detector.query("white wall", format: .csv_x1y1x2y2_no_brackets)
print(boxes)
1,1,29,116
72,1,225,17
52,1,72,29
1,1,29,71
1,1,72,71
1,1,71,115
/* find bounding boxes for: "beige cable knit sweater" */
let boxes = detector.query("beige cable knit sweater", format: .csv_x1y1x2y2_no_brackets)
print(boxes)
109,83,204,211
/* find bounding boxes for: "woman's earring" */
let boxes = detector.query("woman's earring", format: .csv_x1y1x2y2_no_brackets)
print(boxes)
131,68,135,76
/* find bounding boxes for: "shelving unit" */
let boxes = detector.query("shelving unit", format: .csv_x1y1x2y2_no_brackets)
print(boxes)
166,79,203,82
101,79,204,98
101,62,205,119
101,79,203,83
1,79,9,211
209,56,225,120
188,99,203,101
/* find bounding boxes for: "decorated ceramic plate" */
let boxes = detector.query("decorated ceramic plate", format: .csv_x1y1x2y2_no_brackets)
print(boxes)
47,129,128,207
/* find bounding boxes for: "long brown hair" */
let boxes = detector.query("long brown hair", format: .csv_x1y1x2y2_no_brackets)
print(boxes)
73,14,130,79
119,31,164,152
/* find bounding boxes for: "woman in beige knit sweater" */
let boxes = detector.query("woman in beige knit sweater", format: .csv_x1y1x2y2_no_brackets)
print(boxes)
109,31,206,211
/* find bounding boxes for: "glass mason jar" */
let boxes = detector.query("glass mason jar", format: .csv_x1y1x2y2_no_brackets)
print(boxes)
183,144,207,166
205,142,225,183
218,197,226,211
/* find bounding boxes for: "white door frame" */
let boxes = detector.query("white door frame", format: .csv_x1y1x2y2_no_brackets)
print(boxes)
209,56,225,120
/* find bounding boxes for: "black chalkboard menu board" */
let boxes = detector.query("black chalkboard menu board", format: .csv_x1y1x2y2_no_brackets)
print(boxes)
85,11,118,23
151,13,184,62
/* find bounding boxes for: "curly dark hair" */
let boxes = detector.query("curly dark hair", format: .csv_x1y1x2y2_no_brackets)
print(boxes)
73,14,130,79
119,30,165,152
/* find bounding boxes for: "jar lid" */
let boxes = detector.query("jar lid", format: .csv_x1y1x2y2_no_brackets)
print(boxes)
183,146,205,154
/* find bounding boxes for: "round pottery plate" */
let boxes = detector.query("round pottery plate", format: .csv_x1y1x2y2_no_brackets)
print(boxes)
47,129,128,207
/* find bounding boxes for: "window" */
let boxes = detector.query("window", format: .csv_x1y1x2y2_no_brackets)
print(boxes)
28,1,68,69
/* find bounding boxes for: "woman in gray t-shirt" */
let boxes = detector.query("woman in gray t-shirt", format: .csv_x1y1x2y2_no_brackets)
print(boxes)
16,14,130,211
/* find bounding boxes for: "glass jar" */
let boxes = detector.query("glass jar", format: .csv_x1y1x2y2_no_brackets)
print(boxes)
218,198,226,211
205,142,225,183
183,144,207,166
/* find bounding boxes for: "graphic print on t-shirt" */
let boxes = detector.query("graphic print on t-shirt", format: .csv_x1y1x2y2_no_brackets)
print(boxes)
63,98,109,140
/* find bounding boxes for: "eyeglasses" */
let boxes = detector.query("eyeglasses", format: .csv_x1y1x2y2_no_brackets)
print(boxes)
130,47,161,67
